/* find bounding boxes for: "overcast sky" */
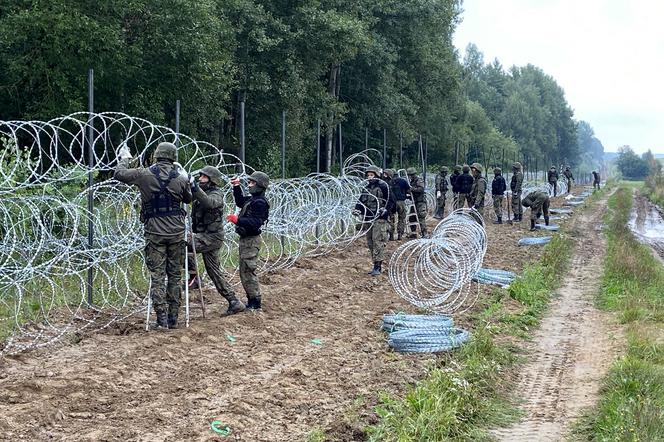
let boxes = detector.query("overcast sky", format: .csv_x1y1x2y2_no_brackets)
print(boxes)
453,0,664,154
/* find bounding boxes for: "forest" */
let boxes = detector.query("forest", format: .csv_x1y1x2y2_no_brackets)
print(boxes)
0,0,605,176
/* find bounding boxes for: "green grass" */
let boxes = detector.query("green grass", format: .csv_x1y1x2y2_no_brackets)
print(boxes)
574,187,664,441
362,221,578,441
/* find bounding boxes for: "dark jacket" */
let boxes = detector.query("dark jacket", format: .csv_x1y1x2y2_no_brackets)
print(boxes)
548,169,559,183
390,176,410,202
233,186,270,238
457,172,474,194
492,175,507,196
114,159,192,237
450,171,461,193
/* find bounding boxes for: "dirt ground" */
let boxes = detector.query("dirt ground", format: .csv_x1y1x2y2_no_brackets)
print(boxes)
0,191,583,442
492,189,623,441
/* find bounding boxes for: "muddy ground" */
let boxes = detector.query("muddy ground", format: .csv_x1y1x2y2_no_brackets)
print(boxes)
493,189,622,441
629,190,664,262
0,191,583,442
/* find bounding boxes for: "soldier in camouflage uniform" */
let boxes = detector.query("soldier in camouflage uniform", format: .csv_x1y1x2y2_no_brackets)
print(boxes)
455,164,474,209
228,171,270,310
469,163,487,219
354,166,394,276
450,165,462,209
522,191,550,231
382,169,397,241
407,167,428,238
510,162,524,222
187,166,245,316
115,142,192,329
548,166,559,196
592,170,600,190
389,169,410,240
491,167,507,224
434,166,449,219
563,166,574,191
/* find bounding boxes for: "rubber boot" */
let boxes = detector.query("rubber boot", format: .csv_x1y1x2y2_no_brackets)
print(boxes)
545,216,550,226
246,297,262,311
530,219,536,231
493,217,502,225
167,311,178,329
370,261,382,276
225,299,246,316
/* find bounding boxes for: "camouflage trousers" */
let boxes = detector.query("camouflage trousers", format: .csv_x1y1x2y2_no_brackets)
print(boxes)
367,219,390,262
239,235,262,302
436,195,446,217
455,193,472,210
530,199,550,221
511,192,523,219
566,179,573,191
144,233,185,316
395,200,407,236
493,195,504,218
187,232,237,303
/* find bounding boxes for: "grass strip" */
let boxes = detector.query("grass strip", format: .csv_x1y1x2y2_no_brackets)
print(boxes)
575,187,664,441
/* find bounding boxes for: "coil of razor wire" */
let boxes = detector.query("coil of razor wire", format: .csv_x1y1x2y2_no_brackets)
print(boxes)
518,236,553,246
388,208,487,314
472,268,517,287
382,314,470,353
0,113,378,355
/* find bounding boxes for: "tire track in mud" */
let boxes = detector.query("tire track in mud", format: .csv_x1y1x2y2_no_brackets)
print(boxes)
493,192,622,441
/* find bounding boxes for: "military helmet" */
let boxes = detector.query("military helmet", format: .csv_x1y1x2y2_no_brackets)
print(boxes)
154,142,177,161
406,167,417,175
493,167,502,174
454,164,462,172
366,165,382,177
470,162,483,173
248,171,270,189
512,161,522,170
565,166,570,170
384,168,395,178
199,165,223,186
439,166,449,173
462,164,470,173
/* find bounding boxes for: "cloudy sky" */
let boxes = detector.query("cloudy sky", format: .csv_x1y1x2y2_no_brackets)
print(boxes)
453,0,664,154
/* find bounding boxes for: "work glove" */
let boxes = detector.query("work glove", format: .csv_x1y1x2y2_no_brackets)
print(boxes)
118,143,132,160
190,175,199,192
226,214,239,224
436,191,442,198
378,207,387,218
352,209,361,216
230,177,241,187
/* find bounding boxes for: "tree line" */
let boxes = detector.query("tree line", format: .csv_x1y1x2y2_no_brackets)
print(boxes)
0,0,604,177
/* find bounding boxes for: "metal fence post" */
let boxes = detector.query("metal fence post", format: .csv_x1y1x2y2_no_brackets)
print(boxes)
281,110,286,179
338,123,343,175
383,128,387,170
86,68,94,306
240,101,245,163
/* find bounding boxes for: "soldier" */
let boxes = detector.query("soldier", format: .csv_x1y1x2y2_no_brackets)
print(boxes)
187,166,245,316
469,163,487,219
228,171,270,311
510,162,524,222
450,165,462,209
407,167,428,237
455,164,474,209
548,165,559,196
389,169,410,240
491,167,507,224
354,166,393,276
563,166,574,191
592,170,600,190
115,142,192,329
434,166,449,219
522,191,550,231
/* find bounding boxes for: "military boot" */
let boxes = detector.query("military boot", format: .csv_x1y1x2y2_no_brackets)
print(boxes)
246,297,262,311
153,311,169,330
493,217,502,224
544,216,550,226
397,233,403,241
370,261,382,276
167,312,179,329
225,300,246,316
389,231,395,241
530,219,536,231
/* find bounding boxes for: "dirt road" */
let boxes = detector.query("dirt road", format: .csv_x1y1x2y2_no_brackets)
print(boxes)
493,191,622,441
0,196,575,442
